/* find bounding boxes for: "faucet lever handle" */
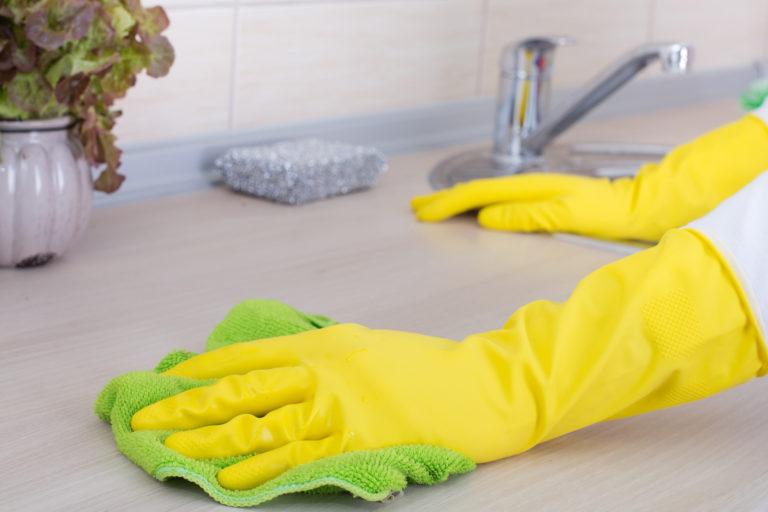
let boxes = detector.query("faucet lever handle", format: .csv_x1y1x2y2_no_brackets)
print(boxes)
518,36,575,50
500,36,574,71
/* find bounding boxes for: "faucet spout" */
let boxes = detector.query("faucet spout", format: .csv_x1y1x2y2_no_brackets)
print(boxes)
522,43,691,156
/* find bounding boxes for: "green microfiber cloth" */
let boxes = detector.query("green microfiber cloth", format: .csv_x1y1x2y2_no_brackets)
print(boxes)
742,77,768,111
95,299,475,507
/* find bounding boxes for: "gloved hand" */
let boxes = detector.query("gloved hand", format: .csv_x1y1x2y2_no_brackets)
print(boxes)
96,300,474,506
412,111,768,242
127,173,768,500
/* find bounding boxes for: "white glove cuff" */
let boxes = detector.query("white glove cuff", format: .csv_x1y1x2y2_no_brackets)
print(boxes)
688,171,768,340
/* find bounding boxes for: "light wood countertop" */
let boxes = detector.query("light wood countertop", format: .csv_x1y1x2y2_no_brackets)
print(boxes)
3,100,767,511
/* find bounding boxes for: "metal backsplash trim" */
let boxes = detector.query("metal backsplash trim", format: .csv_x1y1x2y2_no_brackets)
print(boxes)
97,65,757,206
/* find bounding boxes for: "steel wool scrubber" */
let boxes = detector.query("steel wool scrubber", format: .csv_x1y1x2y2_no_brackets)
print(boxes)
212,138,388,205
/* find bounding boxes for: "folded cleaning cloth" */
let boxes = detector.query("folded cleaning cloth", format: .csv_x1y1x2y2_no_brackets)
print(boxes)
95,300,474,507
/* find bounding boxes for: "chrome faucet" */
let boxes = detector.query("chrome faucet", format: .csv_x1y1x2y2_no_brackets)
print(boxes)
497,39,691,162
430,38,692,189
492,37,572,163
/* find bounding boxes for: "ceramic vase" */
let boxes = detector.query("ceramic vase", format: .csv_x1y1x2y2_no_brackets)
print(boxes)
0,117,92,268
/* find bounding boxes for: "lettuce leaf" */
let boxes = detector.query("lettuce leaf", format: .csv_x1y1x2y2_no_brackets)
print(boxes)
0,0,174,193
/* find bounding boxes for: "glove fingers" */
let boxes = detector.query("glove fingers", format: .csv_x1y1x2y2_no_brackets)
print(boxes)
164,402,323,459
478,200,573,233
217,435,344,490
131,367,311,431
413,174,586,222
410,190,450,210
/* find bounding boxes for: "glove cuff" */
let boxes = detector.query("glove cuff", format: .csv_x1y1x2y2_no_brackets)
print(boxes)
688,171,768,373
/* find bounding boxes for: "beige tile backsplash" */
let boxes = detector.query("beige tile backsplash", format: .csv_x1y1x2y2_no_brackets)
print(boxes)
651,0,768,71
116,0,768,144
481,0,652,94
234,0,483,129
115,6,234,143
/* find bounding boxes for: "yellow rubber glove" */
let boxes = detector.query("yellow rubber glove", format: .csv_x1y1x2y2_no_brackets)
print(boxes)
131,185,768,493
412,114,768,241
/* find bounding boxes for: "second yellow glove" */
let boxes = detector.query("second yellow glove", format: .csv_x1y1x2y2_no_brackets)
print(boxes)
413,113,768,241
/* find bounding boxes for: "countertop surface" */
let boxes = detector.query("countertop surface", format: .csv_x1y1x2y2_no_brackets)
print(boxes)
3,100,768,511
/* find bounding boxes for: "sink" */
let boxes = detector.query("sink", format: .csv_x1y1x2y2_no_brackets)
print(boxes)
428,142,671,189
429,142,669,254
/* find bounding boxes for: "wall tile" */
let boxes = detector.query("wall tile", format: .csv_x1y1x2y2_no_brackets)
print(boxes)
114,0,761,146
481,0,653,96
651,0,767,71
233,0,484,129
114,7,234,144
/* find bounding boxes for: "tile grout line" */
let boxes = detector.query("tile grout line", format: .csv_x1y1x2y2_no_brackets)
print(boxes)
227,1,242,131
474,0,490,97
646,0,656,42
763,1,768,67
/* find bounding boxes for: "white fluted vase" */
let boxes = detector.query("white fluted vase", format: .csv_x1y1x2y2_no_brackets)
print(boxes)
0,117,93,268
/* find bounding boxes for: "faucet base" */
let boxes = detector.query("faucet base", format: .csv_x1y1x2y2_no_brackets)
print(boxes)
429,149,538,189
429,143,671,190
